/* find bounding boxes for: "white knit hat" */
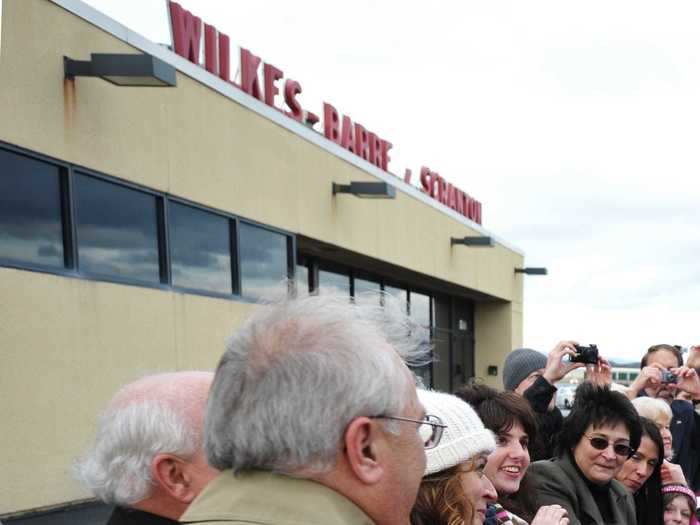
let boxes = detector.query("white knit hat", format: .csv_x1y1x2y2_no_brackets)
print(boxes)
418,389,496,476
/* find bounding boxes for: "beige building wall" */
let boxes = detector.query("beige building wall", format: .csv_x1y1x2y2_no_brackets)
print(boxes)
474,298,524,389
0,268,253,512
0,0,525,514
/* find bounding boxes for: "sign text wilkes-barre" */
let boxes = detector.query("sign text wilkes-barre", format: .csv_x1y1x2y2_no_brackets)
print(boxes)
168,1,482,224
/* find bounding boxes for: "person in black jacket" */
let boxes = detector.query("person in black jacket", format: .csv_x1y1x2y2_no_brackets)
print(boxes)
503,342,585,462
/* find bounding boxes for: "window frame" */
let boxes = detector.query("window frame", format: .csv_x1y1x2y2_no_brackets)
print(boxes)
237,218,296,301
0,142,73,275
166,197,238,300
72,167,168,290
0,141,296,303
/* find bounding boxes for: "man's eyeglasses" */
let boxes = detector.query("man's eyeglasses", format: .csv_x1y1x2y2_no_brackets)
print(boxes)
370,414,447,449
584,434,633,458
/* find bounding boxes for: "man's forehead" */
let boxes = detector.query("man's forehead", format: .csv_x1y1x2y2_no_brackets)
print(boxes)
647,350,679,367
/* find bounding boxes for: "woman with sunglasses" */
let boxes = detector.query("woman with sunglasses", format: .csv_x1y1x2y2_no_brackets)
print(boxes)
530,383,642,525
410,390,569,525
457,383,540,523
615,418,664,525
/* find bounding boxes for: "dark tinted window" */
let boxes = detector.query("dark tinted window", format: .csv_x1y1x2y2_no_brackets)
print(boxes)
0,149,64,268
74,174,160,283
239,222,289,300
169,202,232,294
318,268,350,295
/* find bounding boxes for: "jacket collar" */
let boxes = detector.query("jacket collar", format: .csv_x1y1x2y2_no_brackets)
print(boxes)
558,453,631,525
181,470,376,525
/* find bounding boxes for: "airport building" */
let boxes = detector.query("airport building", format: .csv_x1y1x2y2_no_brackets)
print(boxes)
0,0,530,519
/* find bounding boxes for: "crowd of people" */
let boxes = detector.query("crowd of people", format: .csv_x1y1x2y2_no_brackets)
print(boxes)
74,293,700,525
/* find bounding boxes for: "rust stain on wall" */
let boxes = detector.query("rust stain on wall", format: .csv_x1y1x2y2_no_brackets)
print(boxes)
63,78,76,128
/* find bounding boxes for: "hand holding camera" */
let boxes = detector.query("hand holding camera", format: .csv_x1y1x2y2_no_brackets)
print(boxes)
569,344,599,365
542,340,585,384
672,366,700,399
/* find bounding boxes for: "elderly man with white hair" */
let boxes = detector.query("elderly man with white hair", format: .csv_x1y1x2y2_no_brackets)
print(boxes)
180,292,433,525
76,371,218,524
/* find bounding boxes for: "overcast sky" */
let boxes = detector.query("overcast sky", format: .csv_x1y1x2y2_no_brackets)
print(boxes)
84,0,700,363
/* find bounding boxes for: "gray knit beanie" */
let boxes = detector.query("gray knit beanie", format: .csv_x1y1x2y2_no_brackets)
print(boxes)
503,348,547,391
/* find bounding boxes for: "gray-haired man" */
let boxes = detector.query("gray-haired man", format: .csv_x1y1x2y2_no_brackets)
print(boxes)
76,371,218,524
181,293,434,525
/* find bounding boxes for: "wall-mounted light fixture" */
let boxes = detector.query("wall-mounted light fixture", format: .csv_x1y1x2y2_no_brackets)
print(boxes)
64,53,177,87
451,236,494,247
332,181,396,199
515,267,548,275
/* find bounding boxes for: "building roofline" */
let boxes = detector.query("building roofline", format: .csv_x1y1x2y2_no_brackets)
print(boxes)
49,0,524,256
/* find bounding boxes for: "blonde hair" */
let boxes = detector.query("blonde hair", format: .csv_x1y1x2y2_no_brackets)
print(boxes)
632,397,672,425
411,460,476,525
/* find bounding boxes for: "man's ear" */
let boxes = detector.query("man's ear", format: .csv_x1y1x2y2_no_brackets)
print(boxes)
344,417,385,485
151,454,199,504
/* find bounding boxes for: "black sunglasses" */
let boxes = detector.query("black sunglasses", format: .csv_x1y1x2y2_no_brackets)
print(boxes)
585,434,633,457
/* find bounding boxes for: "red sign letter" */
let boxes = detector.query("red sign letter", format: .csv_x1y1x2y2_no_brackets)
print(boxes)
447,183,457,209
285,80,303,121
204,24,218,75
169,1,202,64
420,167,434,196
340,115,356,153
240,48,263,101
368,133,382,167
455,190,465,215
323,103,341,144
379,140,392,171
264,63,284,108
218,33,230,82
354,123,370,161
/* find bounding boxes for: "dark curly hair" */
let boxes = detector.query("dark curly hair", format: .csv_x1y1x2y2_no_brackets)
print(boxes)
557,383,642,458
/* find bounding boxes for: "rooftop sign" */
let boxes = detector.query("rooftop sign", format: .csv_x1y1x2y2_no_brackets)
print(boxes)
167,1,482,224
